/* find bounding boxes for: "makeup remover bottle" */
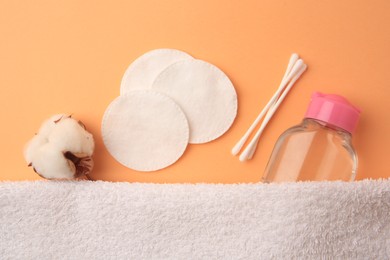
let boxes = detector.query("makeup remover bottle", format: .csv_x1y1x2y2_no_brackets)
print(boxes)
263,92,360,183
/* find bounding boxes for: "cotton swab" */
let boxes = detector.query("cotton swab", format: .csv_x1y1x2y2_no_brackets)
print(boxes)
231,55,300,156
258,53,300,148
231,55,304,156
240,64,307,161
239,63,307,161
282,53,299,82
245,54,300,156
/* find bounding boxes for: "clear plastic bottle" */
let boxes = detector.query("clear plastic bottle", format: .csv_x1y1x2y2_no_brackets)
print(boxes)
263,92,360,183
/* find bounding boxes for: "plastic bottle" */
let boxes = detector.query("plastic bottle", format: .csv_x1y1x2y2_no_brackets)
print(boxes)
262,92,360,183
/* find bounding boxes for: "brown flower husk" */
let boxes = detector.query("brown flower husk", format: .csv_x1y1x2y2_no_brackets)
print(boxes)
64,151,94,178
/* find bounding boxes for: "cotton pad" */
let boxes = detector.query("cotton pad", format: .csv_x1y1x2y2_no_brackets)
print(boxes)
102,90,189,171
120,49,193,95
152,59,237,144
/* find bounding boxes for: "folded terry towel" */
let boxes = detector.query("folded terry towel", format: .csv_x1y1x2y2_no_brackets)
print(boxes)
1,180,389,259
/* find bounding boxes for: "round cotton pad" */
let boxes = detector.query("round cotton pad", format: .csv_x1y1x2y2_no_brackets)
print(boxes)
102,90,189,171
120,49,193,95
152,59,238,144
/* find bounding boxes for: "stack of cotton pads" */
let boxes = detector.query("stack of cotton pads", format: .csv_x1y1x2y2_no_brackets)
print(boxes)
102,49,237,171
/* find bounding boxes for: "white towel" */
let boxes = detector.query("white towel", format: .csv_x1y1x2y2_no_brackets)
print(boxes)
1,180,389,259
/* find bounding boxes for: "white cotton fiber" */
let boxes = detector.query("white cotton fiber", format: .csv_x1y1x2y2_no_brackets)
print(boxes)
38,114,65,138
23,134,46,166
152,59,238,144
31,143,75,179
120,49,193,95
24,115,95,179
102,49,239,171
102,90,189,171
48,118,94,156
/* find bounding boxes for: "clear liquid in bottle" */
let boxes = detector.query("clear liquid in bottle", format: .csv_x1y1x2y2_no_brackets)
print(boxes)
262,92,360,183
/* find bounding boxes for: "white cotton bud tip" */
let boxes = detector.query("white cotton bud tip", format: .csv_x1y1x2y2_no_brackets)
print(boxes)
24,114,95,180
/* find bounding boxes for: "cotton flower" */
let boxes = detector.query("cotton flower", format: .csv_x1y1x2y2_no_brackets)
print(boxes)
24,114,95,180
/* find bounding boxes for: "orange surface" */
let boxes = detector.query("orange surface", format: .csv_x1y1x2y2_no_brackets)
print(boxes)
1,0,389,183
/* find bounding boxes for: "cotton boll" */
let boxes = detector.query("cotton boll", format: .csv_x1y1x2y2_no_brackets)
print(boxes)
31,143,75,179
24,134,46,165
63,151,94,178
38,114,67,138
48,118,94,156
24,114,95,180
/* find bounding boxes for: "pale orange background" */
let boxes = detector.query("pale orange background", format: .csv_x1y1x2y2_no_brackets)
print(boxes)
1,0,389,183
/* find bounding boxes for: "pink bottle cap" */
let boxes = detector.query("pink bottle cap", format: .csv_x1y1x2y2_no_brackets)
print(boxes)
305,92,361,133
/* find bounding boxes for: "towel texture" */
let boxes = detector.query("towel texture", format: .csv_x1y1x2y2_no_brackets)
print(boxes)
1,180,389,259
